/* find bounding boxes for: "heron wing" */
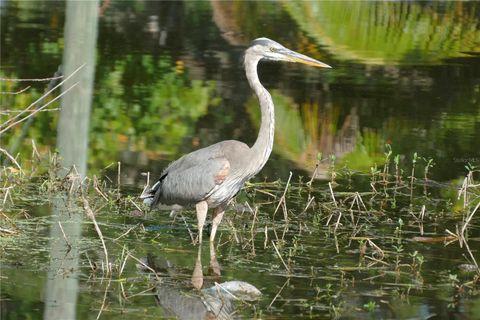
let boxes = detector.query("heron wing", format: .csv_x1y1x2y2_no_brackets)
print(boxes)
150,144,232,206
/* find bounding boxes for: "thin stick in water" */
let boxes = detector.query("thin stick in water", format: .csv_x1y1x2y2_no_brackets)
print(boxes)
329,182,338,207
96,278,111,320
117,161,121,199
0,148,24,175
267,278,290,310
57,221,72,252
273,171,292,221
82,195,110,275
272,240,290,273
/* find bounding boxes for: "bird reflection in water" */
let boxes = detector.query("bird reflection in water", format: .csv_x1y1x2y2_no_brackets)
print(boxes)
141,243,261,319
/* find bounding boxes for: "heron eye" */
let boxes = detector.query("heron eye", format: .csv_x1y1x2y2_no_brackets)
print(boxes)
270,47,276,52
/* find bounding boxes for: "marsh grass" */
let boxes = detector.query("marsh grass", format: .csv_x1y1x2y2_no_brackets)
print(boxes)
0,145,479,319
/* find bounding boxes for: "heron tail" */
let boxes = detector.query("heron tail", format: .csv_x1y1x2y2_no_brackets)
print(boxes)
140,179,162,206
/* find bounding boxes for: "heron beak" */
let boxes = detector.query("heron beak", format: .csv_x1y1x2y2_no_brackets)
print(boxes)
281,48,332,68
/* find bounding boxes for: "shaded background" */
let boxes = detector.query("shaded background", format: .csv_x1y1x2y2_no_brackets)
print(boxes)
1,0,480,185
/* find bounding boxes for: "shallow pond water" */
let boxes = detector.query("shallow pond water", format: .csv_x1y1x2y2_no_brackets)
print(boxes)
1,1,480,319
1,171,479,319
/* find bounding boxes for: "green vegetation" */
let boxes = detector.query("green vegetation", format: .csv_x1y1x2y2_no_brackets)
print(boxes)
90,54,219,168
1,54,218,173
284,1,480,64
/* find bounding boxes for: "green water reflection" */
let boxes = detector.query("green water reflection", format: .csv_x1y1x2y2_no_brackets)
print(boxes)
285,1,480,64
1,0,479,182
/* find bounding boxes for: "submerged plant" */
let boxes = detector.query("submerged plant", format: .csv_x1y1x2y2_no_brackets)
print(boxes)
363,300,377,312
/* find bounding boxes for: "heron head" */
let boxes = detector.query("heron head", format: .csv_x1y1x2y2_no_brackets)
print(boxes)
248,37,331,68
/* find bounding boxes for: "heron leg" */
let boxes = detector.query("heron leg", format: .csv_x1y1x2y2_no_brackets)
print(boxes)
195,201,208,244
210,206,225,242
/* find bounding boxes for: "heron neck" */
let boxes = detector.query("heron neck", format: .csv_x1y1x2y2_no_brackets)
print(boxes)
245,53,275,175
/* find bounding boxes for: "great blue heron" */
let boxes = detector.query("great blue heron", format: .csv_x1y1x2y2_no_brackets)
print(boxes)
141,37,331,244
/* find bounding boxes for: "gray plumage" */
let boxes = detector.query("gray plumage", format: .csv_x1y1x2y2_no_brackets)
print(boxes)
141,37,331,244
151,141,250,207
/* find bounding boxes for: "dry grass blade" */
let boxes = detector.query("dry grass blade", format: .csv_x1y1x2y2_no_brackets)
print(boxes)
128,198,143,212
273,171,292,221
458,176,469,209
0,82,80,134
0,85,31,95
82,195,110,275
140,172,151,199
367,239,385,259
250,206,259,235
0,227,17,235
267,278,289,310
301,196,315,214
335,210,345,232
0,63,84,132
249,206,259,256
176,212,195,244
307,161,319,187
31,139,41,160
93,176,110,202
114,224,140,242
57,221,72,252
0,108,60,115
0,148,24,175
460,200,480,242
117,161,121,199
126,252,161,281
463,240,480,275
329,182,338,207
123,285,157,299
264,225,268,249
272,240,290,273
0,75,64,82
96,278,111,320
